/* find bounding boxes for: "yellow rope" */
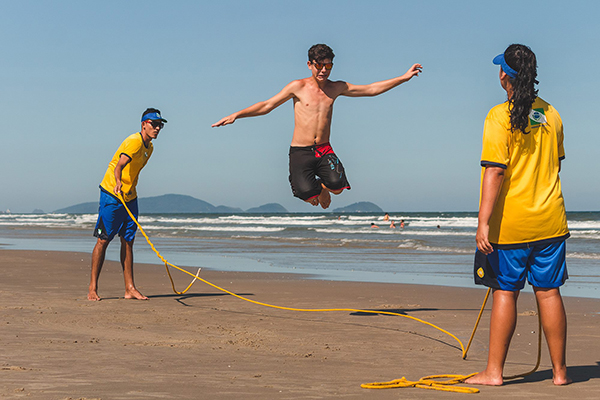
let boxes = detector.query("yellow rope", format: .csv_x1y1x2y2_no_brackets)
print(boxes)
117,193,542,393
361,374,479,393
463,288,491,359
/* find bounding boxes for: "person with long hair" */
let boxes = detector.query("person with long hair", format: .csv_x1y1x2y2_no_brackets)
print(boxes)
467,44,571,386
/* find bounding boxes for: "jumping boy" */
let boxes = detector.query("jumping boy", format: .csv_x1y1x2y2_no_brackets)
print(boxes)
212,44,422,209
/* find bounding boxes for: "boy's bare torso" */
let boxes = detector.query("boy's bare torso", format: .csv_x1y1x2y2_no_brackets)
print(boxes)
289,77,345,147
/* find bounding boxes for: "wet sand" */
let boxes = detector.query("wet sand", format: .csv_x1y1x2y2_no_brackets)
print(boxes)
1,249,599,399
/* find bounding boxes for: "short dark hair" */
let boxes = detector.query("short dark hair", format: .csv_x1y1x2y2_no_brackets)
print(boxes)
142,108,161,120
308,44,334,63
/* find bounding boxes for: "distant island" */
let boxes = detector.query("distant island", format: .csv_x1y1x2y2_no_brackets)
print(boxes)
54,194,288,214
246,203,288,213
52,195,384,214
332,201,383,213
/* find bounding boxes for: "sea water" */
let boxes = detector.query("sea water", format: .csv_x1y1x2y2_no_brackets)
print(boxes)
0,211,598,299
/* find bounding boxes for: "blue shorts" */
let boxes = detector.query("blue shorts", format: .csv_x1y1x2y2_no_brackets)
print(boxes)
93,189,138,242
474,240,568,291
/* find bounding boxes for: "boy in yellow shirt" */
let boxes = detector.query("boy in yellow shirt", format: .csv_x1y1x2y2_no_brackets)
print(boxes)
87,108,167,301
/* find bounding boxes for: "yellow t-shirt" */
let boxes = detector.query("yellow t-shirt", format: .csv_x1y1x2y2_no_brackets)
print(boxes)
100,132,153,202
480,97,569,245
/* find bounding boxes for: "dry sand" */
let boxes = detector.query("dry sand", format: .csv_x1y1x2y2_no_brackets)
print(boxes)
1,249,599,399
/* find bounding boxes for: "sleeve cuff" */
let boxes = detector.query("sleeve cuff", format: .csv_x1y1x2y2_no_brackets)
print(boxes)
481,160,507,169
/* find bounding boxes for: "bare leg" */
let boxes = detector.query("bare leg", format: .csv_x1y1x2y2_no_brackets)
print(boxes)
534,287,571,385
466,289,519,386
88,238,109,301
317,187,332,209
318,184,344,210
120,237,148,300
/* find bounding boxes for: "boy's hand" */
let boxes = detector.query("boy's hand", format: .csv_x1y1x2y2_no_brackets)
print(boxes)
404,63,422,80
212,115,236,127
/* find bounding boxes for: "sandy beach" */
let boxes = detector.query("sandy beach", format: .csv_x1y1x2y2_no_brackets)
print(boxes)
1,249,599,399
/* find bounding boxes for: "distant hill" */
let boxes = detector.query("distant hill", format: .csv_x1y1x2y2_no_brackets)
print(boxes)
55,194,244,214
139,194,243,213
333,201,383,213
55,202,98,214
246,203,288,213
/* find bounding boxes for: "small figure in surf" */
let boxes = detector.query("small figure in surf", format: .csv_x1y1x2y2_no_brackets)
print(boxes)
212,44,422,209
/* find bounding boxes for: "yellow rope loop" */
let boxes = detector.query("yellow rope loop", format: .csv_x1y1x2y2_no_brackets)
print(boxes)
361,377,417,389
115,193,467,353
361,374,480,393
116,193,542,393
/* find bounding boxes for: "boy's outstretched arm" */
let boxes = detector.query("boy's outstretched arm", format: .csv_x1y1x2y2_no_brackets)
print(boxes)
340,63,422,97
212,81,298,127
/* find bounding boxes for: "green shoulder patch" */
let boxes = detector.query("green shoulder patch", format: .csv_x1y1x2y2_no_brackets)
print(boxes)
529,108,547,127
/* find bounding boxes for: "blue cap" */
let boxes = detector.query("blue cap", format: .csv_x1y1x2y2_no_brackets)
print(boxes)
142,112,167,123
493,53,518,79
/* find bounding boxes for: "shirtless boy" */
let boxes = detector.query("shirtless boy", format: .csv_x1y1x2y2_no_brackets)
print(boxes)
212,44,422,208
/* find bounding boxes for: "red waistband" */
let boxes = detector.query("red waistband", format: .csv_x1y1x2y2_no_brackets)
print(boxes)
314,142,334,158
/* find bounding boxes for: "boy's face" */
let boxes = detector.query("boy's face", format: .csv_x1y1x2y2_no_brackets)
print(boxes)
141,119,163,140
308,58,333,82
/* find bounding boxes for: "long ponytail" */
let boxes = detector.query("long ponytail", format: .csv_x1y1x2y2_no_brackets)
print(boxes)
504,44,539,134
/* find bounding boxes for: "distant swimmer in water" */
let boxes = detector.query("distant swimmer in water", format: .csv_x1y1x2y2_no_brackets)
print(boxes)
212,44,422,209
370,223,379,228
400,219,405,229
390,220,396,228
383,213,390,221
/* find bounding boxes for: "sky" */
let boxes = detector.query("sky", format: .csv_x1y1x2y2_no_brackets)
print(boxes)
1,0,599,213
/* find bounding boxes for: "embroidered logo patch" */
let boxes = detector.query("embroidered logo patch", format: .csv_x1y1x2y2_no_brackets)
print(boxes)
477,267,485,278
529,108,547,126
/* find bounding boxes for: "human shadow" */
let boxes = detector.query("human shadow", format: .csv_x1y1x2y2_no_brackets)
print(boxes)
148,292,255,307
504,361,600,385
349,307,438,316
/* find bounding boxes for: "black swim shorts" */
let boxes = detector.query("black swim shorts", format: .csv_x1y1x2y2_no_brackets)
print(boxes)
288,142,351,201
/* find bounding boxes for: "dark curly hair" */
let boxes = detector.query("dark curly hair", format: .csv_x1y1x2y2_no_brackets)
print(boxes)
308,44,334,63
504,44,539,134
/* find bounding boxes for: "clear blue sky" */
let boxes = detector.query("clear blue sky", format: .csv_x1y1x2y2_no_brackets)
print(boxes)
1,0,598,213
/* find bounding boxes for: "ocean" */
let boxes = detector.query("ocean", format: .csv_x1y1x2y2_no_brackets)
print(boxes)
1,211,599,299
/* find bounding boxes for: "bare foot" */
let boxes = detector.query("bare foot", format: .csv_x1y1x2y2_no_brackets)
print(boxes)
553,376,572,385
87,290,101,301
307,196,319,206
318,188,331,209
553,369,572,385
465,371,503,386
124,288,149,300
